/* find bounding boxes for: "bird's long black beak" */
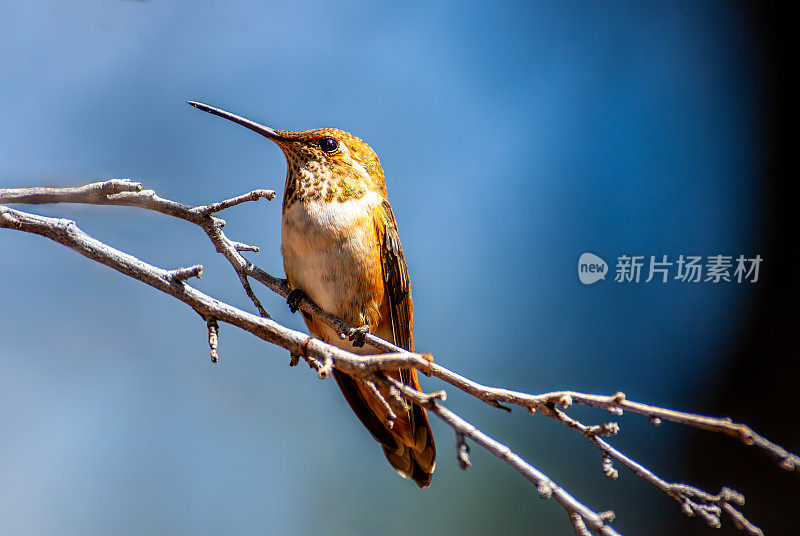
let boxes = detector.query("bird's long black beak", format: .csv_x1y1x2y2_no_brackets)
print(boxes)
187,101,291,143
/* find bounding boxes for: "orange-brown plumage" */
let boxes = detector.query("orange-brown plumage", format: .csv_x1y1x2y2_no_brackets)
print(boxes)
188,102,436,487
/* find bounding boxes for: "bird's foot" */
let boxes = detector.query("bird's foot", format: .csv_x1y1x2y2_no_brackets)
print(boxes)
349,325,370,348
286,288,306,313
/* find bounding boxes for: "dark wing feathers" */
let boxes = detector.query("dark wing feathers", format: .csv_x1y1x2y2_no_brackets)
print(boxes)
331,200,435,488
381,200,414,353
378,200,435,487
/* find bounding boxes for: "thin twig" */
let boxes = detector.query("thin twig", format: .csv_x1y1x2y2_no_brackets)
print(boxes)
195,189,276,215
237,273,270,318
206,318,220,363
365,380,396,428
456,431,471,470
570,513,592,536
229,240,260,252
723,502,764,536
170,264,204,281
316,354,333,379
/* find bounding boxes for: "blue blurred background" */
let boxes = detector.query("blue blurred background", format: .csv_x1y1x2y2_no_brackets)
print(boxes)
1,1,796,535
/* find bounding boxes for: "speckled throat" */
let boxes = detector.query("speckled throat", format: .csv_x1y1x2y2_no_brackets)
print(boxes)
273,127,386,213
282,148,368,212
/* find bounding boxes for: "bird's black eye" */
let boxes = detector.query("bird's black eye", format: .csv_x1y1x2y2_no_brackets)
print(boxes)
318,136,339,153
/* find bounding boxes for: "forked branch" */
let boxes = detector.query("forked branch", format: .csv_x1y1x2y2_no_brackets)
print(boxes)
1,180,796,536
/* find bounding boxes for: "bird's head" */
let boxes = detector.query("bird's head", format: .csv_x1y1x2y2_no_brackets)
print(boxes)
188,101,386,208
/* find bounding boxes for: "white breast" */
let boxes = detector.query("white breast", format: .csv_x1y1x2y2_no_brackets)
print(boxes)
282,189,382,241
281,190,383,323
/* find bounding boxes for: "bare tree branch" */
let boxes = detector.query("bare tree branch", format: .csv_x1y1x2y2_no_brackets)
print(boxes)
548,406,763,535
0,201,620,533
382,374,621,534
2,180,797,535
0,179,143,204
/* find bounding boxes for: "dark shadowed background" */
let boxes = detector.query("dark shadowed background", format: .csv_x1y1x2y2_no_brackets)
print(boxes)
1,2,796,535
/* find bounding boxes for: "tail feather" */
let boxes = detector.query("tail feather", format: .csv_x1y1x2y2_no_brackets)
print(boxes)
333,368,436,488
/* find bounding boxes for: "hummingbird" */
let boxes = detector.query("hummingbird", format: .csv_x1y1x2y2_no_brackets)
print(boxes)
188,101,436,488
